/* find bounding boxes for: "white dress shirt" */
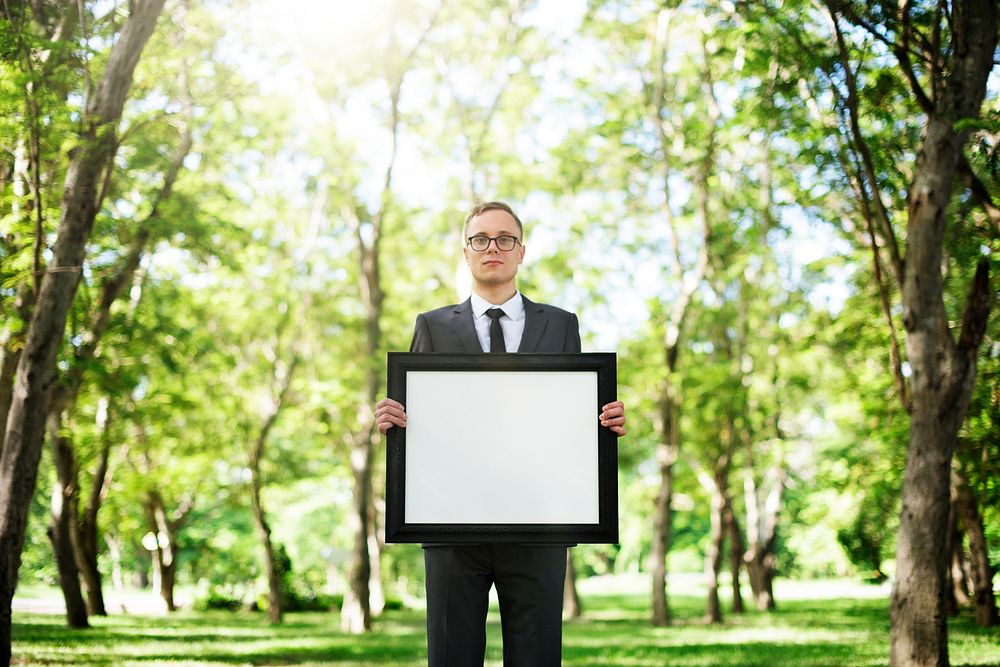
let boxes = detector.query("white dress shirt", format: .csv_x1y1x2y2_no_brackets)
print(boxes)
470,291,525,353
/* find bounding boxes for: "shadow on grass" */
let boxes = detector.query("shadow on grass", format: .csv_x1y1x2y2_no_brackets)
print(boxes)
12,593,1000,666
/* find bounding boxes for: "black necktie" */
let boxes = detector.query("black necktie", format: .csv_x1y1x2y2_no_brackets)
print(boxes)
486,308,506,353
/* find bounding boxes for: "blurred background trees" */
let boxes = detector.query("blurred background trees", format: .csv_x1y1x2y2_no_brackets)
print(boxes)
1,0,996,665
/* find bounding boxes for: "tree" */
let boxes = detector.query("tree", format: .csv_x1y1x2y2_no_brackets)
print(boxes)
0,0,166,659
748,0,997,662
829,4,996,664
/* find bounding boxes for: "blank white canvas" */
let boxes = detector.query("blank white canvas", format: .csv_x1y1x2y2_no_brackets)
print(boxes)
404,371,600,524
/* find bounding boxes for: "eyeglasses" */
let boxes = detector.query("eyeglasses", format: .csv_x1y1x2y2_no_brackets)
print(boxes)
467,235,521,252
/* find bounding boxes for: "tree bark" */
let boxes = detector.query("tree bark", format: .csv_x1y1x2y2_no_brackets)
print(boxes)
943,492,968,616
367,524,385,617
249,476,282,623
0,344,21,461
744,468,784,611
247,350,297,625
726,500,745,614
701,395,738,624
889,1,997,663
704,476,726,623
76,400,114,617
953,470,998,627
143,491,190,613
48,426,87,628
0,2,166,661
103,533,125,599
342,432,373,633
650,389,677,627
563,550,582,619
48,405,109,619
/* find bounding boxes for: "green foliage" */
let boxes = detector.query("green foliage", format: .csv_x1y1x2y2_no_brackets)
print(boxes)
5,0,997,623
192,592,242,612
836,482,897,582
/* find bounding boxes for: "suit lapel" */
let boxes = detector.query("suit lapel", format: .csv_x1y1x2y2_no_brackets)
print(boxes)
518,295,548,352
450,298,483,353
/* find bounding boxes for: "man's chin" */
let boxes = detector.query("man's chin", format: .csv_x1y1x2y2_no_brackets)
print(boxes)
474,274,514,287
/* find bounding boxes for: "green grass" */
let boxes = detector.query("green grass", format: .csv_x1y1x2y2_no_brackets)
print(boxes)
11,587,1000,666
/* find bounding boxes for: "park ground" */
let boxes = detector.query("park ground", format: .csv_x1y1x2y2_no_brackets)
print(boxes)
11,574,1000,666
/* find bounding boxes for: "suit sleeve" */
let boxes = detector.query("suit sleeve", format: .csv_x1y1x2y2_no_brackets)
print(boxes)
409,313,434,352
563,313,582,353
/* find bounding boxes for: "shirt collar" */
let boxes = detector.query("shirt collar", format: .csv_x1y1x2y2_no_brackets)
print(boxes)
471,291,524,320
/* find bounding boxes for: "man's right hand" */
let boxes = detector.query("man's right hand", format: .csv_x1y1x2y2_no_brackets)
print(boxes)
375,397,407,434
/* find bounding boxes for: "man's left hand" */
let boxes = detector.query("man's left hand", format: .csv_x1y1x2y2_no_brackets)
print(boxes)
600,400,627,437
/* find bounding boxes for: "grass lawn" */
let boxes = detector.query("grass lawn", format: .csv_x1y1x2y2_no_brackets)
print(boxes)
11,578,1000,666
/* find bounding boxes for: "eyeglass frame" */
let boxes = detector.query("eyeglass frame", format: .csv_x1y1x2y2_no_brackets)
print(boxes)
466,235,522,252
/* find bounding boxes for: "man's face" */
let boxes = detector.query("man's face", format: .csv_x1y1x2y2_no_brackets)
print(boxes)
463,209,525,289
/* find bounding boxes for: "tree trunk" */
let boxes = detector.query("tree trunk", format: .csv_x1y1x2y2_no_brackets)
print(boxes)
704,478,725,623
144,492,184,612
744,469,783,611
103,533,125,598
950,542,973,611
0,342,21,460
367,526,385,617
342,75,394,630
892,390,965,666
701,404,737,624
250,477,282,624
48,428,87,628
76,403,114,617
47,401,108,618
245,348,296,625
563,550,582,619
342,432,373,633
943,494,967,616
367,492,385,616
650,388,677,626
726,501,745,614
953,471,998,627
0,2,166,661
148,540,162,601
889,1,997,661
648,19,717,628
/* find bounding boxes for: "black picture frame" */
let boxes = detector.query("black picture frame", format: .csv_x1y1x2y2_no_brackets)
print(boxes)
384,352,618,544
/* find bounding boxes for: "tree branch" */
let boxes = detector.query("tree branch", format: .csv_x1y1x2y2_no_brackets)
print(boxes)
958,155,1000,235
958,259,991,356
828,6,905,286
895,0,934,113
865,208,912,412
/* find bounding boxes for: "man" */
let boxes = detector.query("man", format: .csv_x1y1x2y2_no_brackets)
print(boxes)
375,201,626,666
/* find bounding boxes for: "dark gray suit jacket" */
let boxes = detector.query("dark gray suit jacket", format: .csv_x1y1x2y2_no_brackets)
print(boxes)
409,295,581,354
409,295,579,553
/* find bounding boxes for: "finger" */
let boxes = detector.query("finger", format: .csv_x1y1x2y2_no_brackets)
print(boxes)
600,402,624,418
376,406,407,421
611,425,627,437
376,398,404,411
377,414,407,434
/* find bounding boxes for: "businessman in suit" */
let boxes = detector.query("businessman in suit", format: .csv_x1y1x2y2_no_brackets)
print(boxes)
375,201,626,666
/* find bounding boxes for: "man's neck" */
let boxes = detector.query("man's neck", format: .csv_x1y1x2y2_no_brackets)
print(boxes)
473,283,517,305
